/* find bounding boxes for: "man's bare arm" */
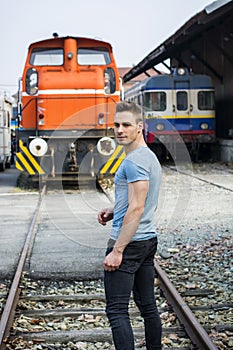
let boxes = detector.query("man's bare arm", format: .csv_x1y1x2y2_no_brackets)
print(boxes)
103,180,149,271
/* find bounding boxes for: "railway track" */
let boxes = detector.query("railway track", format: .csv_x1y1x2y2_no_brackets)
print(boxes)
0,184,47,349
0,174,232,349
1,263,229,349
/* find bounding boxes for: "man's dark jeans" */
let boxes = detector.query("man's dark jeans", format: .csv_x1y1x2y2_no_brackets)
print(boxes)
104,237,162,350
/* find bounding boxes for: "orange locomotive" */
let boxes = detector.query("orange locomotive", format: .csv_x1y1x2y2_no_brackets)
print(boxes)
16,34,120,177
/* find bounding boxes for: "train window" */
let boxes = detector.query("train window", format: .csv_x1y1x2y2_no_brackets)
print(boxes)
77,48,111,65
177,91,188,110
137,96,141,105
198,91,215,110
30,48,63,66
26,68,38,95
104,68,116,94
3,111,6,126
144,92,166,111
7,111,10,128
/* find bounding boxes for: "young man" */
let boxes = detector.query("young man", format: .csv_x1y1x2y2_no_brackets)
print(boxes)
98,101,162,350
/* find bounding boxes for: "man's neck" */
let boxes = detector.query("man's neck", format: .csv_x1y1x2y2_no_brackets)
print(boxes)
124,139,147,154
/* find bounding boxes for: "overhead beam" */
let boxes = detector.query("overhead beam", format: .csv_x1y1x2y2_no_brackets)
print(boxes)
161,61,172,72
152,66,162,75
189,48,223,82
123,45,167,82
144,71,151,77
209,38,233,67
173,55,189,69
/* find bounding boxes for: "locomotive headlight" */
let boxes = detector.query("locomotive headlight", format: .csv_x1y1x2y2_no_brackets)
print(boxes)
29,138,48,157
67,52,73,60
177,68,186,75
98,113,105,125
38,113,45,125
156,123,165,131
200,122,209,130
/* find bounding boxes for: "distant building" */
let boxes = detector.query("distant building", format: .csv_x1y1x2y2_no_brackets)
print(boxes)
118,67,158,92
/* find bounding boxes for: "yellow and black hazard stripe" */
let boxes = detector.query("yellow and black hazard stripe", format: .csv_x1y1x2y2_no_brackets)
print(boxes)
16,140,45,175
100,145,126,175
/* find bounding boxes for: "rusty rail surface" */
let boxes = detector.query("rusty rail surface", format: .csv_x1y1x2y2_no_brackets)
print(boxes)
0,185,46,349
154,260,218,350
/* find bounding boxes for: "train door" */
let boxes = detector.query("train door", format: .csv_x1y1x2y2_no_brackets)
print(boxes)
173,80,193,132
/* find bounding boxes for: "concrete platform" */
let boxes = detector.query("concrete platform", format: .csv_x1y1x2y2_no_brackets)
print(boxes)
29,190,111,280
0,166,21,193
0,193,38,278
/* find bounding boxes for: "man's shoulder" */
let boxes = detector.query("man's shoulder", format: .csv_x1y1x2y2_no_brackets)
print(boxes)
127,146,159,164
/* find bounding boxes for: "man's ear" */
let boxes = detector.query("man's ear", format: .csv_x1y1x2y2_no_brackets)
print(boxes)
138,121,143,131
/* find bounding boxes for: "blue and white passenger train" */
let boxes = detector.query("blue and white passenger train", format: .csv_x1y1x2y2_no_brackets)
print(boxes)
0,94,13,170
124,68,215,160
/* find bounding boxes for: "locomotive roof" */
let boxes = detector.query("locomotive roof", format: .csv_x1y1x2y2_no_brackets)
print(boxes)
125,70,214,95
143,71,214,89
28,36,112,49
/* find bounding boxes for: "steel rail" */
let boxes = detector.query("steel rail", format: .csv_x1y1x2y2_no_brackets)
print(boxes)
0,184,46,349
154,260,218,350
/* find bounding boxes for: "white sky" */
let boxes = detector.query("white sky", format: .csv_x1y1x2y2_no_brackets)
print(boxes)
1,0,213,95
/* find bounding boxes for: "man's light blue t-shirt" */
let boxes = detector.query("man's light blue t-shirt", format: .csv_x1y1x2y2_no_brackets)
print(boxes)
110,146,161,241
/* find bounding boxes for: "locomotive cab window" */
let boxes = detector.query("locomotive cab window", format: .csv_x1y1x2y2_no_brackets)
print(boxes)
30,48,64,66
198,91,215,110
104,68,116,94
144,92,166,111
26,68,38,95
77,48,111,65
176,91,188,110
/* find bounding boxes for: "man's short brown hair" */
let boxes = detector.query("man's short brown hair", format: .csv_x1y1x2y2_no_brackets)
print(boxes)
116,101,143,123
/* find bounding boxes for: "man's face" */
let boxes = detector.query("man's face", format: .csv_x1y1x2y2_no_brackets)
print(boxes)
114,111,140,146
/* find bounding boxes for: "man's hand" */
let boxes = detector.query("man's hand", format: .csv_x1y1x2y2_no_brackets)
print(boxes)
103,248,123,271
98,208,114,225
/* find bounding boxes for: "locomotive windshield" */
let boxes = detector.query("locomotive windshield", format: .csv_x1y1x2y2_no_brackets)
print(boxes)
30,48,64,66
77,47,111,65
143,92,166,111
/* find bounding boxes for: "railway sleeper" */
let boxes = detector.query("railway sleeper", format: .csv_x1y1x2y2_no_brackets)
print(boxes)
9,327,188,344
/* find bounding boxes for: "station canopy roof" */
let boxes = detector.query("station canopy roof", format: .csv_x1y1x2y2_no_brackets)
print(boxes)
123,0,233,82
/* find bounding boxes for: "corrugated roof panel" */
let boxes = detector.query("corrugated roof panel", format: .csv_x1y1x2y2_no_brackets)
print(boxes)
205,0,232,14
